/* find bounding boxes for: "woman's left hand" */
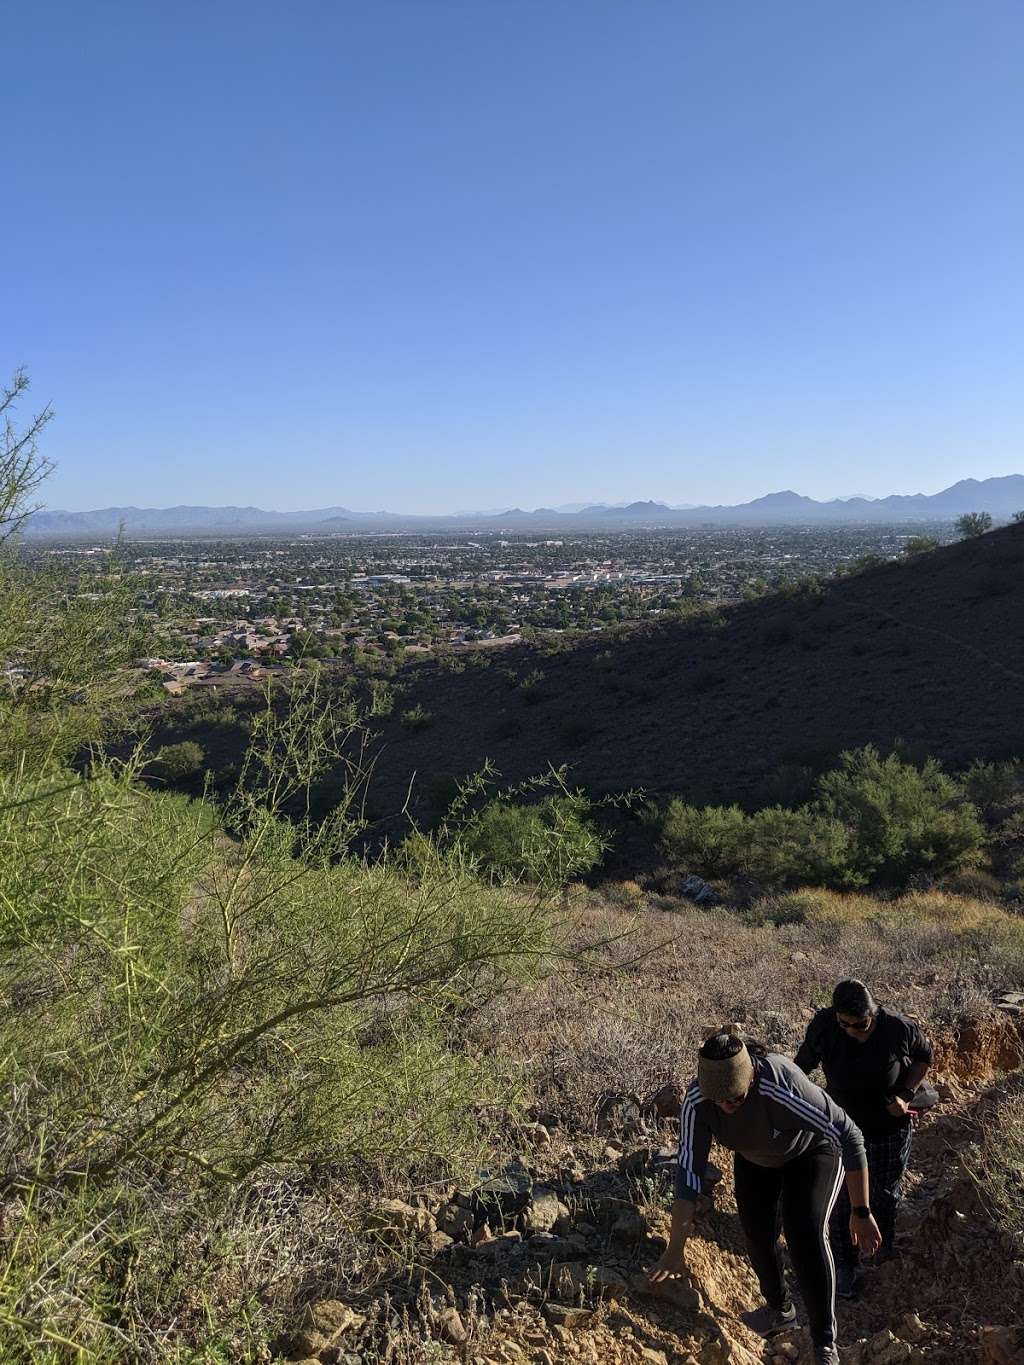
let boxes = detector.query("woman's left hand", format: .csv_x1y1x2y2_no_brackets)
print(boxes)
886,1095,910,1118
850,1212,882,1257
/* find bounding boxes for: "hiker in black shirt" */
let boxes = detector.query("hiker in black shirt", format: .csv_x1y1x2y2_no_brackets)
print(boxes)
794,979,933,1299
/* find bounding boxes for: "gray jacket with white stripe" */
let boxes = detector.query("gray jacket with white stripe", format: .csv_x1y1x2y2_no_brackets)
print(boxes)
675,1052,867,1202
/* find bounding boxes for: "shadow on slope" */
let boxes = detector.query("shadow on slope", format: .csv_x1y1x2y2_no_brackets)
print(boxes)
361,523,1024,832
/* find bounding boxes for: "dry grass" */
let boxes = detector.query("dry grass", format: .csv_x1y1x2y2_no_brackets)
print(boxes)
475,886,1024,1127
963,1073,1024,1241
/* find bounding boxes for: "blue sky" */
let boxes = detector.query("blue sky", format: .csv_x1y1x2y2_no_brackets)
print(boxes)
4,2,1023,512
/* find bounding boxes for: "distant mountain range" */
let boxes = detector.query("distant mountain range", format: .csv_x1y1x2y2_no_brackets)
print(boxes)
21,475,1024,536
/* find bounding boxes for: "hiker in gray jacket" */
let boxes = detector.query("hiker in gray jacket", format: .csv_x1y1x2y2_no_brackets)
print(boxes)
649,1032,881,1365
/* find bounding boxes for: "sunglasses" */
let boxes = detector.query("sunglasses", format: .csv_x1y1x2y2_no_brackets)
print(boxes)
836,1013,873,1033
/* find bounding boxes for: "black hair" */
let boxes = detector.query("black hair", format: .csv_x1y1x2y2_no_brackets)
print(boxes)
699,1031,768,1061
832,979,877,1018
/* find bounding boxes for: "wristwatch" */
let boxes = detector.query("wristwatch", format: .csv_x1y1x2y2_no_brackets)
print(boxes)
852,1205,872,1219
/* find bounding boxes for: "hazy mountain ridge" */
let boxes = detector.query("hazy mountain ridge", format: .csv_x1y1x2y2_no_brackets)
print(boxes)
22,474,1024,535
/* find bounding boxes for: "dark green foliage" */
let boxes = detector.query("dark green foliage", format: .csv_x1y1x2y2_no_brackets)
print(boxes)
815,745,984,886
661,745,984,890
518,668,546,703
904,535,939,556
660,802,747,877
964,759,1023,812
400,703,433,730
957,511,994,538
744,806,851,885
149,739,205,780
462,794,605,886
848,553,887,573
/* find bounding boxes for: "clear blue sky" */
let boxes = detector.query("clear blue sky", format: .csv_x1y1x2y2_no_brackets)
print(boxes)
4,1,1023,512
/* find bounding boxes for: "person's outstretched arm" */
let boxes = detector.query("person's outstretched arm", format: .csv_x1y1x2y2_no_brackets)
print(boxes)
649,1081,709,1281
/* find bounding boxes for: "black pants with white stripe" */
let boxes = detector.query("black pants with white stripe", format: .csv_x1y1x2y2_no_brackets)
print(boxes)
734,1145,843,1350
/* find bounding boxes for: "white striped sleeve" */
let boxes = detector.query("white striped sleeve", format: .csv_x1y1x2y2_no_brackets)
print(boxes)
675,1080,711,1201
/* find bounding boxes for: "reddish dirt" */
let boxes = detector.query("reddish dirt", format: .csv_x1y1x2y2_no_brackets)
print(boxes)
280,1013,1024,1365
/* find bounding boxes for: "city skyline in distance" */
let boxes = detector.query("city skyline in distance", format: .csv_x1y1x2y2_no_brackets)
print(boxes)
24,473,1024,536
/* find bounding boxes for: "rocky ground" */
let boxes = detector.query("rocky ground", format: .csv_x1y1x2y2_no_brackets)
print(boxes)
271,1003,1024,1365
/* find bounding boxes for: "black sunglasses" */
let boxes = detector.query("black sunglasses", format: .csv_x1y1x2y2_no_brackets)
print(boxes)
836,1013,873,1033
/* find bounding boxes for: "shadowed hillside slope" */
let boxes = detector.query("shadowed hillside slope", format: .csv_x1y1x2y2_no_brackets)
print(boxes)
364,522,1024,823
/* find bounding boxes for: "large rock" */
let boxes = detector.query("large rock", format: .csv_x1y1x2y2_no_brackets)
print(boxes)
436,1307,467,1345
365,1198,435,1238
470,1166,534,1226
542,1303,593,1329
864,1330,911,1365
590,1265,628,1299
629,1269,700,1310
295,1300,363,1337
278,1299,365,1359
893,1314,927,1345
647,1082,685,1120
612,1207,649,1242
438,1200,474,1240
522,1186,564,1235
595,1091,644,1135
679,874,718,905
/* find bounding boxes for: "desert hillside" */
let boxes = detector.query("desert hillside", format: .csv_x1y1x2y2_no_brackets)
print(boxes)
360,523,1024,824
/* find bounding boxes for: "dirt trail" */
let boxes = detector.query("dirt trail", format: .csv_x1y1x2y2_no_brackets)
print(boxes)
275,1011,1024,1365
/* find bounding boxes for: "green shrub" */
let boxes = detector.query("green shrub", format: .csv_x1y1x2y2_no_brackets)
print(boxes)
400,703,433,731
368,680,395,715
149,739,205,781
0,673,565,1356
956,511,993,538
815,745,984,885
518,668,546,703
964,759,1022,811
660,801,747,877
743,890,821,926
745,806,851,886
463,794,605,886
903,535,939,556
661,746,985,891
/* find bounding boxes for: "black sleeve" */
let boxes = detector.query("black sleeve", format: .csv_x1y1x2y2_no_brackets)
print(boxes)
904,1017,934,1064
793,1012,825,1077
